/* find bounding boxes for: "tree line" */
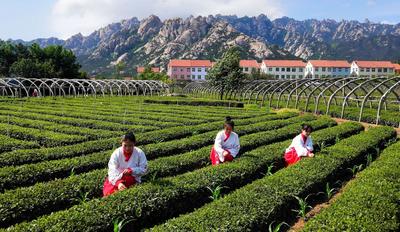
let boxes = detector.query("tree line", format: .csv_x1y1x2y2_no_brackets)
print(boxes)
0,41,86,79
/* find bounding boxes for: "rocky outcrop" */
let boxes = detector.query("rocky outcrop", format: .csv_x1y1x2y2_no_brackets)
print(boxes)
11,14,399,75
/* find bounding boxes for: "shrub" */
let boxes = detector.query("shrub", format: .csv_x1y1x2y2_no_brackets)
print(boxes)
303,141,400,232
149,126,395,231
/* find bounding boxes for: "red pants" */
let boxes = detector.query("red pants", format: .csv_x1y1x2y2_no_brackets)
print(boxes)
284,147,300,166
210,146,234,165
103,175,136,197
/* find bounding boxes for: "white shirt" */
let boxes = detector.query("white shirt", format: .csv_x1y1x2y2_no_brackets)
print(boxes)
108,146,148,185
286,134,313,157
214,130,240,162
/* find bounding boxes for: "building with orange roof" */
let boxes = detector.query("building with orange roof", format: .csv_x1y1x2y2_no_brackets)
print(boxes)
305,60,351,78
350,61,396,77
167,59,212,81
240,60,261,74
261,60,306,79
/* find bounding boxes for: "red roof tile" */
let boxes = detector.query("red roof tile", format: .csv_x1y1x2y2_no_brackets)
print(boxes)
309,60,350,67
353,61,395,68
263,60,306,67
394,63,400,70
240,60,260,68
137,67,160,73
168,60,212,67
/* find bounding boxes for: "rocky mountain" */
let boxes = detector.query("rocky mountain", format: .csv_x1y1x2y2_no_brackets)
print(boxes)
218,15,400,60
9,15,295,75
9,14,400,76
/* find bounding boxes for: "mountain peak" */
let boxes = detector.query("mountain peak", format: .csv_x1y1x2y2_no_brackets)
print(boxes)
8,14,399,75
138,15,163,39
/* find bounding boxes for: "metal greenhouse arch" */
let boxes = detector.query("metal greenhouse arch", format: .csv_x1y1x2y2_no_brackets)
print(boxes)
183,77,400,126
0,78,169,98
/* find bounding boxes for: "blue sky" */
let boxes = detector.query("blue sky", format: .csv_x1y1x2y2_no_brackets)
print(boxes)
0,0,399,41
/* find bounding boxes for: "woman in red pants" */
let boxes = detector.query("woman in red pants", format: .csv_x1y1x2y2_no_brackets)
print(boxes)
284,124,314,166
210,116,240,165
103,132,148,197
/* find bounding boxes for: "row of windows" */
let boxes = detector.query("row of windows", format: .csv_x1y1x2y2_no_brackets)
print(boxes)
172,75,204,80
171,67,395,73
305,67,350,72
243,67,260,72
172,67,265,72
268,67,304,72
172,67,209,72
318,67,349,72
275,75,303,79
356,68,393,73
313,75,347,78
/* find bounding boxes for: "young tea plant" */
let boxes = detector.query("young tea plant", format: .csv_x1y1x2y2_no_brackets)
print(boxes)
192,130,199,136
374,147,381,156
366,153,373,167
317,182,340,200
348,164,364,177
207,185,224,201
113,217,133,232
318,141,326,151
324,183,336,200
80,192,90,204
73,191,90,204
335,135,341,144
70,167,76,177
261,163,275,176
292,195,312,219
268,221,289,232
266,163,274,176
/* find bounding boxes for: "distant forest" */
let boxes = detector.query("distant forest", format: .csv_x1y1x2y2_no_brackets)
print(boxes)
0,41,86,79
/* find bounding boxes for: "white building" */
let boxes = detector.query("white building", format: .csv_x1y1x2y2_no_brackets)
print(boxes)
350,61,395,77
261,60,306,79
240,60,261,74
305,60,351,78
167,60,212,81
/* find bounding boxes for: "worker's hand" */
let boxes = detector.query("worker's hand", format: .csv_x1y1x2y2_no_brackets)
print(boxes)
118,183,127,190
123,168,132,175
223,151,230,157
308,153,314,157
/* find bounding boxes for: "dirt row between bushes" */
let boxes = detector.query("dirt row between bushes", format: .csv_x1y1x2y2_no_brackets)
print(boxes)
332,117,400,137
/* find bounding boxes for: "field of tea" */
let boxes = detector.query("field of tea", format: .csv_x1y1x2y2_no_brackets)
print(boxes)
0,97,398,232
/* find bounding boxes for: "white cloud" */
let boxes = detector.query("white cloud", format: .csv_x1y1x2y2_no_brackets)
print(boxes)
367,0,376,6
51,0,285,39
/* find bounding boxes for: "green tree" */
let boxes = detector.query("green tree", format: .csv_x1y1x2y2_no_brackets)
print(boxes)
207,46,244,99
247,67,261,80
137,66,171,84
0,41,84,79
244,67,275,80
15,43,29,60
42,45,82,79
10,58,56,79
0,41,18,76
138,66,155,80
115,61,126,78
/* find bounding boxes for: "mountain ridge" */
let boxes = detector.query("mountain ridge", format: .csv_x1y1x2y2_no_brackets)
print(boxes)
7,14,400,76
